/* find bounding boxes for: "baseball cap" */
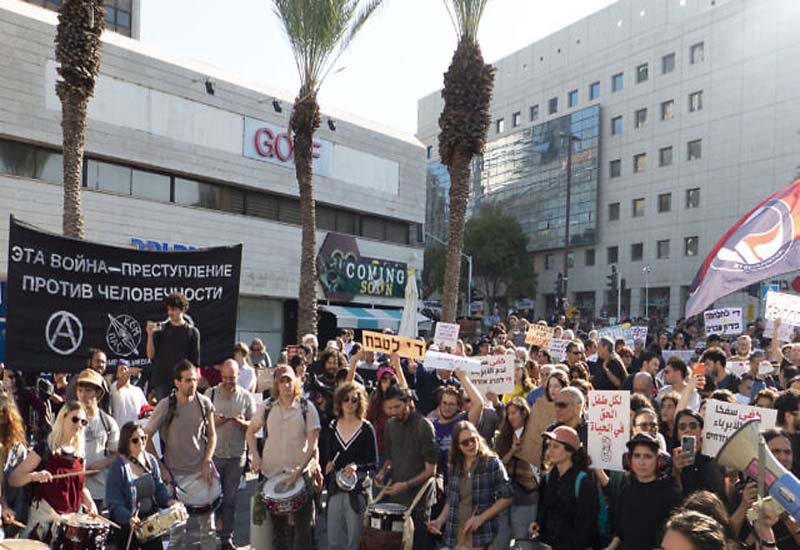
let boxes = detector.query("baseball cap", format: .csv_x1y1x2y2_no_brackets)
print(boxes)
273,365,296,382
117,359,130,367
377,366,396,381
626,432,660,452
542,425,581,451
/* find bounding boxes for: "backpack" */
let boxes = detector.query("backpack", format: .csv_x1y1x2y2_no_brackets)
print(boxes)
261,396,309,440
545,468,610,540
161,390,209,454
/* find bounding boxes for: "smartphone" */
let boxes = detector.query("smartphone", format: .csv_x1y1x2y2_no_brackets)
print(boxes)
693,362,705,377
681,435,696,464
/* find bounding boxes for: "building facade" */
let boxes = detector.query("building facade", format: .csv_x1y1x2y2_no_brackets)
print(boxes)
418,0,800,324
0,0,426,359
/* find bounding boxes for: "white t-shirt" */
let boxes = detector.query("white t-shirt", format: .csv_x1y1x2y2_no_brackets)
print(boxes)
109,383,148,428
239,364,257,393
84,410,120,500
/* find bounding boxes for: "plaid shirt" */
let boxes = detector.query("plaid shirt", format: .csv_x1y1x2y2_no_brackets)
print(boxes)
444,454,514,547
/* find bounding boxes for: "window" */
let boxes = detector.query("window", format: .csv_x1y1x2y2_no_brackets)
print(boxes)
512,111,521,127
659,146,673,167
611,116,623,135
658,193,672,212
548,97,558,114
632,198,645,217
567,251,575,269
660,99,674,121
589,82,600,100
426,146,433,159
610,159,622,178
568,90,578,108
86,159,131,195
662,52,675,74
607,246,619,264
585,249,595,266
687,139,702,161
246,192,279,219
635,108,647,129
686,188,701,208
689,90,703,112
530,104,539,121
361,215,385,240
690,42,704,64
657,239,670,259
544,253,554,270
631,243,644,261
636,63,649,83
612,73,624,92
131,169,171,202
685,236,699,257
609,202,620,221
634,153,647,173
496,118,505,134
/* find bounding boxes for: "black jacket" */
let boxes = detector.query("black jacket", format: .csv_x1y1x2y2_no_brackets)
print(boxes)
538,465,598,550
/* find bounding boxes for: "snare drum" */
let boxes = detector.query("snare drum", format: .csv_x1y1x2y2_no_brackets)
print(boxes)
175,474,222,515
134,502,188,542
0,542,50,549
51,513,109,550
366,502,407,532
260,472,307,515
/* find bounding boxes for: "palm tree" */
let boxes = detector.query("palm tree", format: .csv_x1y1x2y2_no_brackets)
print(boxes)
438,0,494,322
271,0,385,338
55,0,106,239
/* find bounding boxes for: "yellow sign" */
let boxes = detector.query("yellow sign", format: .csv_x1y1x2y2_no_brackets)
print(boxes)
361,330,425,360
525,324,554,347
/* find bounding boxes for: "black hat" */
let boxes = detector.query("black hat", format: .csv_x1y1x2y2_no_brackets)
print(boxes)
626,432,660,452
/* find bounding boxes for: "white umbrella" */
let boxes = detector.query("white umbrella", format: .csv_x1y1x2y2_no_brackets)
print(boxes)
398,268,418,338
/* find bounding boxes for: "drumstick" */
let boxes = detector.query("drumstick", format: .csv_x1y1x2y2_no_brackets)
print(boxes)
6,518,25,529
89,512,121,530
47,469,101,480
125,507,139,550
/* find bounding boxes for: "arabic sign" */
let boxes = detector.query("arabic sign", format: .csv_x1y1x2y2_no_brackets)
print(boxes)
422,350,482,374
587,391,630,471
525,324,553,347
433,322,460,350
598,323,648,348
702,401,777,457
763,319,796,342
548,338,570,361
765,291,800,327
361,330,424,360
703,308,743,336
726,360,750,378
471,355,515,395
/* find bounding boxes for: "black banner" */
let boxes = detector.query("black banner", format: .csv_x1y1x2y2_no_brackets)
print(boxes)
5,217,242,373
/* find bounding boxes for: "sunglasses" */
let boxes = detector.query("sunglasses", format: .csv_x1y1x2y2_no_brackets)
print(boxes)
459,436,477,448
130,434,148,444
554,402,570,409
71,416,88,426
344,395,359,404
677,421,699,431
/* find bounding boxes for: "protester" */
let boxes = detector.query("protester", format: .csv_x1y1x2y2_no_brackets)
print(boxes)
3,369,50,446
502,359,536,402
109,360,148,428
661,510,729,550
526,369,568,468
0,392,30,532
671,408,725,499
250,338,272,369
234,341,257,393
774,389,800,477
431,369,483,481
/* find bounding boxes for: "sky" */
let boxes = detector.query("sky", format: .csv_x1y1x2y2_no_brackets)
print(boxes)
140,0,618,136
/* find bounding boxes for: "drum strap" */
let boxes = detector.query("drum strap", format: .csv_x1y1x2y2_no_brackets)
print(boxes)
403,477,435,520
252,478,268,526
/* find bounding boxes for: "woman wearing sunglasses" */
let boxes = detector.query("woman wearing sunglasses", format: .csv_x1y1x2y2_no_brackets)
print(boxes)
10,400,96,542
105,421,178,549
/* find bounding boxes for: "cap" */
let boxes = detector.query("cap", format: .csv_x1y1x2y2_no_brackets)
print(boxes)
626,432,660,452
542,425,581,451
117,359,130,368
76,369,105,395
377,366,396,381
273,365,296,382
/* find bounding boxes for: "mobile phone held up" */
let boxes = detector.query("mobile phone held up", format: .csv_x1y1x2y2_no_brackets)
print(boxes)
681,434,696,465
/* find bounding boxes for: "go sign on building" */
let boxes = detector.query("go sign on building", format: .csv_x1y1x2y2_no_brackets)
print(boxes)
243,117,333,176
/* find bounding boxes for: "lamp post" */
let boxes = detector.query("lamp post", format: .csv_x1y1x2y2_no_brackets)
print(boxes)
560,131,582,315
643,265,652,319
426,232,473,317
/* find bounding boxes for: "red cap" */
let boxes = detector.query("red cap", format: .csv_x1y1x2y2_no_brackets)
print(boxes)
274,365,297,382
377,366,396,381
542,425,582,451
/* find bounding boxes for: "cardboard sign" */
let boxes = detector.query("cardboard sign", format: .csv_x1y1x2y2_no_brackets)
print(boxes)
433,322,460,350
763,320,796,343
361,330,425,360
422,350,482,374
587,391,630,471
471,355,515,395
765,291,800,327
702,401,777,457
525,324,554,347
727,360,750,378
704,308,743,336
548,338,570,361
629,326,648,344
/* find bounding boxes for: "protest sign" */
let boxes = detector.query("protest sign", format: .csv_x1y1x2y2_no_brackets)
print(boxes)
5,217,242,373
726,360,750,378
525,324,554,347
598,324,629,343
662,350,696,364
587,391,630,471
548,338,570,361
361,330,425,360
765,291,800,327
422,350,481,374
703,308,743,336
763,319,796,342
433,322,460,350
702,401,777,457
629,326,648,344
471,355,515,395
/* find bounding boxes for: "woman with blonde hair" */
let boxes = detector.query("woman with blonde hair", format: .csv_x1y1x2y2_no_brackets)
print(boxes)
10,400,96,542
0,392,29,533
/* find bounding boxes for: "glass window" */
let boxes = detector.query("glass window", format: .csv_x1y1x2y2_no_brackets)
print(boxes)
530,105,539,121
568,90,578,108
426,146,433,159
131,169,171,202
35,149,63,183
688,139,702,161
659,146,673,167
607,246,619,264
658,193,672,213
362,216,385,240
612,73,624,92
385,220,410,244
496,118,505,134
612,116,623,135
567,251,575,269
685,236,699,256
657,239,670,259
690,42,704,64
244,192,278,219
316,206,337,231
660,99,674,121
86,159,131,194
686,188,701,208
632,198,645,217
634,153,647,173
0,139,37,177
610,159,622,178
278,197,301,224
636,63,649,83
585,249,595,266
609,202,620,221
662,53,675,74
174,178,223,210
631,243,643,261
635,108,647,129
513,111,521,127
222,188,245,214
116,9,131,29
689,90,703,112
544,254,553,270
548,97,558,114
336,210,359,235
589,82,600,100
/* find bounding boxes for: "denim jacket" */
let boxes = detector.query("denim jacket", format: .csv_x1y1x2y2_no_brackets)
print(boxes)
105,453,172,524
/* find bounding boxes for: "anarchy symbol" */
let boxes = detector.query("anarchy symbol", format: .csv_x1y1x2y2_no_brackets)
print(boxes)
45,311,83,356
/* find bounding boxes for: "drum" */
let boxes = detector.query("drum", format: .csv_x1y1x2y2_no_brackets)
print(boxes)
366,502,407,532
134,502,188,542
260,472,307,515
175,474,222,515
51,513,109,550
0,542,50,549
335,469,358,491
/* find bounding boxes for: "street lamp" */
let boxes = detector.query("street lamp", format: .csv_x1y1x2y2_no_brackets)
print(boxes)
643,265,652,319
425,232,474,317
559,131,582,314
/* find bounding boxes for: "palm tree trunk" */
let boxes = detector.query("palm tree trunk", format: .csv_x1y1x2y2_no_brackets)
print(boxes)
61,90,87,239
441,150,472,322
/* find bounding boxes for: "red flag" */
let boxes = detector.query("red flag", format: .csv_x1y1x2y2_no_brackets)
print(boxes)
686,178,800,317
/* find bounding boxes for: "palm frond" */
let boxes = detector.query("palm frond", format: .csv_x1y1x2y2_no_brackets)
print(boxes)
443,0,490,40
